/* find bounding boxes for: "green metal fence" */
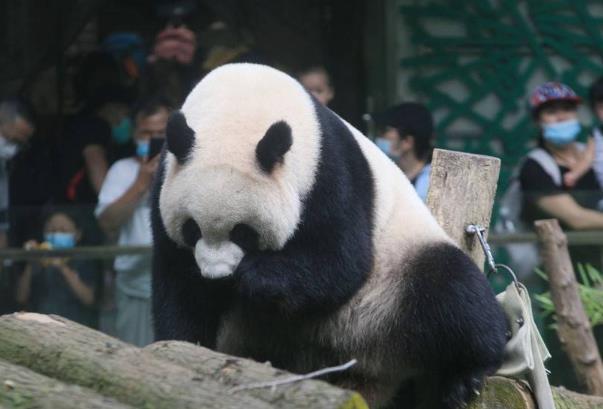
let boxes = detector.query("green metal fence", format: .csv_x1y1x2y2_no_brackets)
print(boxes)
400,0,603,192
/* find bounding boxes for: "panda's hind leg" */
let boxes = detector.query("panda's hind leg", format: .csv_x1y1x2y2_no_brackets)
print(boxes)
400,243,508,409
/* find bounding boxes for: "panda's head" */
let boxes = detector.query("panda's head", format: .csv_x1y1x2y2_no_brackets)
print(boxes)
159,63,321,279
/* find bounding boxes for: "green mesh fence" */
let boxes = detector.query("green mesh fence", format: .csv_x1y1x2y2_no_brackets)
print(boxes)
400,0,603,196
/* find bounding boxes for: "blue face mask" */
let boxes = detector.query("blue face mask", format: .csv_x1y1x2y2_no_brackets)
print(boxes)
136,139,149,158
542,119,581,146
112,117,132,145
376,137,392,153
375,137,399,162
45,232,76,249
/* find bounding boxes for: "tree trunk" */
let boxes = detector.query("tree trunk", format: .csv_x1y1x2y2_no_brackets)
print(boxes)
426,148,501,270
0,359,133,409
534,219,603,396
0,313,366,409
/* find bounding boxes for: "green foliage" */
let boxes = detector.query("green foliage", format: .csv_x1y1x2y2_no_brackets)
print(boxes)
535,264,603,328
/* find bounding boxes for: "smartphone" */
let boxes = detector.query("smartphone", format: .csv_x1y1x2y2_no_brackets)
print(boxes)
149,137,165,159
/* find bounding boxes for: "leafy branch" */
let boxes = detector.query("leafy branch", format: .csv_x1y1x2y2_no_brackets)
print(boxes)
535,264,603,328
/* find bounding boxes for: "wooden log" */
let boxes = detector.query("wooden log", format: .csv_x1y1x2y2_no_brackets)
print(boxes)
144,341,365,409
0,313,366,409
426,148,501,270
534,219,603,396
0,359,133,409
142,341,603,409
552,387,603,409
466,377,603,409
467,376,536,409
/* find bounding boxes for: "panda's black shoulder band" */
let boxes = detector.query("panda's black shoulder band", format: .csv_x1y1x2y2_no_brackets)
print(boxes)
166,111,195,164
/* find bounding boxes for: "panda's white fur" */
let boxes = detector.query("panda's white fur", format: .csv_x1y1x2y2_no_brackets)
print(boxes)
152,63,507,409
159,64,321,277
159,63,448,278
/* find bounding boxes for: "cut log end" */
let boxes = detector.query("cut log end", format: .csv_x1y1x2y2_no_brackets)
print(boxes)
338,393,369,409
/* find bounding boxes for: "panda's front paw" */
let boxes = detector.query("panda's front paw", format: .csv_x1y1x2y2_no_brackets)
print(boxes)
235,255,290,312
440,372,485,409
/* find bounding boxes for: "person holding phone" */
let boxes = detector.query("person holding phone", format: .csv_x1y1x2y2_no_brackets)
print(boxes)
96,97,171,346
16,208,100,328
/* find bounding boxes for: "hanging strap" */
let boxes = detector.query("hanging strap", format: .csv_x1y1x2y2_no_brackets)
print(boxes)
466,224,556,409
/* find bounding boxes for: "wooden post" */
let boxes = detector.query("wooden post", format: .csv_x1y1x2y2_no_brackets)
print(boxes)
426,148,501,269
426,151,603,407
534,219,603,396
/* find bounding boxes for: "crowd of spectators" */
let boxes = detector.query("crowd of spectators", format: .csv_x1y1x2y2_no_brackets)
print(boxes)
1,15,603,347
0,18,339,345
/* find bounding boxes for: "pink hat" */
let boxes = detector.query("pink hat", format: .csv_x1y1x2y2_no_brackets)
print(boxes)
529,82,581,111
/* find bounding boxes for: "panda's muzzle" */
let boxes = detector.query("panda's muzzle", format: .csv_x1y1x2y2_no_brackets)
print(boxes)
186,223,260,280
182,218,260,253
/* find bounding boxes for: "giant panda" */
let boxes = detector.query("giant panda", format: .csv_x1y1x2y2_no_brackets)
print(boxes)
150,63,507,409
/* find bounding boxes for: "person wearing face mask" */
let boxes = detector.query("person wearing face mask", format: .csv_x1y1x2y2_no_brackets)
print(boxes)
15,208,100,327
519,82,603,232
59,83,134,206
95,97,171,346
374,102,435,202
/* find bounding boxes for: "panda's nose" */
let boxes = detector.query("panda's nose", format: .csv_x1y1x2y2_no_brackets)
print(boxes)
229,223,259,253
182,218,202,247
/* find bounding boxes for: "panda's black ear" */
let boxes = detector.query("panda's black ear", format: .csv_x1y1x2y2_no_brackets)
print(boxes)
256,121,293,173
166,111,195,164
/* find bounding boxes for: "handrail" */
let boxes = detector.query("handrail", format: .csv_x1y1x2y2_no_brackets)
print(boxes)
0,231,602,261
488,231,603,245
0,246,151,261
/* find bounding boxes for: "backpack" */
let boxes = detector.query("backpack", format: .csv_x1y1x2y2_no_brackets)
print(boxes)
495,148,564,278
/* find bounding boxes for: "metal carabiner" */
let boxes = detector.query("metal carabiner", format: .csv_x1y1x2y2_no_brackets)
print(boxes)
465,223,521,288
465,224,496,275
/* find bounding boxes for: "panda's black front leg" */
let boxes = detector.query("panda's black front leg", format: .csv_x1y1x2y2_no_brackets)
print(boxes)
235,245,368,316
400,243,508,409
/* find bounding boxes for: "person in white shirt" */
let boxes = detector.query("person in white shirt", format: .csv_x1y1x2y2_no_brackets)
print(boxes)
96,97,170,346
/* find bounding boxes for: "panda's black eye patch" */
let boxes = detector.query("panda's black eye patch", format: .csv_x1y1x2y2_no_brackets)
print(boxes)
182,218,202,247
166,111,195,164
230,224,259,252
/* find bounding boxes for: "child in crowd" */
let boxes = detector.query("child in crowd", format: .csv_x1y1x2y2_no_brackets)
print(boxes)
563,77,603,187
297,65,334,106
16,208,100,327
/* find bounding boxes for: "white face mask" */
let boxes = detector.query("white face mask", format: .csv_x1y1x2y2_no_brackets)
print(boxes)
0,134,18,160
